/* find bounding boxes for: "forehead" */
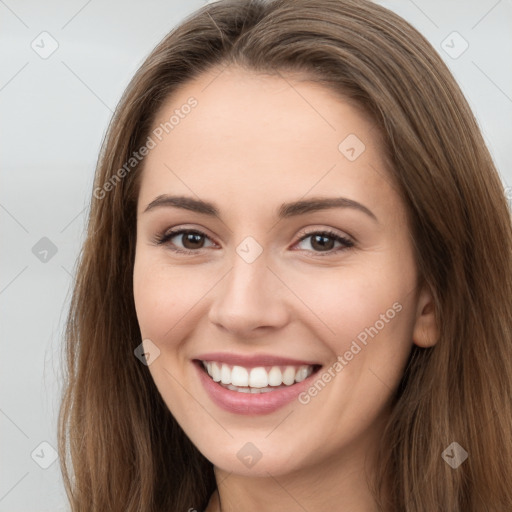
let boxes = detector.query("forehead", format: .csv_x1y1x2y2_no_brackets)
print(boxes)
150,65,379,152
137,66,399,221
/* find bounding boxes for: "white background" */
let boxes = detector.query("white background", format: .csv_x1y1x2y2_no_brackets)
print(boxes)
1,0,511,510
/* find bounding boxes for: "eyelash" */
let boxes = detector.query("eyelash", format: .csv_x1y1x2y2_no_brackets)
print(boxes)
153,227,354,257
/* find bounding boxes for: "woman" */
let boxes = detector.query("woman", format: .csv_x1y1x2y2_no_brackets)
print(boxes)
58,0,512,510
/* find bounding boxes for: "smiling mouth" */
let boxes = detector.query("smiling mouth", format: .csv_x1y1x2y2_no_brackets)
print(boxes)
195,360,322,394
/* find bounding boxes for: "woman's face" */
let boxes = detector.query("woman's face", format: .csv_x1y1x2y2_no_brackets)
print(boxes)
133,66,436,478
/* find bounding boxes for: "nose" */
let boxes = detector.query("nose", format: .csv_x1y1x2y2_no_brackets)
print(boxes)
208,249,290,338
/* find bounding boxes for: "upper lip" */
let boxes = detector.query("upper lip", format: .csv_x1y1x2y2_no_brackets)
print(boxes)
194,352,321,368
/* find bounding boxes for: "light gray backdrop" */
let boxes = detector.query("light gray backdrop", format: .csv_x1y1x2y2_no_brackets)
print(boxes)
1,0,511,510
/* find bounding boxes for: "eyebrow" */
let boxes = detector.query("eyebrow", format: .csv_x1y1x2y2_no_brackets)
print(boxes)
143,194,378,222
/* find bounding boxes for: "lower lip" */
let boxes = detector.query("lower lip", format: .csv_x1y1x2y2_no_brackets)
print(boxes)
194,361,321,415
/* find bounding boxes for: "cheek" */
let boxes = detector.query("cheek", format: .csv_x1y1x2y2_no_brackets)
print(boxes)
132,251,207,409
133,251,218,344
287,255,417,414
292,258,414,351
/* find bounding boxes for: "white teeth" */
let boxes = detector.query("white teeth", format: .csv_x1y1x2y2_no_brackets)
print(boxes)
231,365,249,387
220,364,231,384
249,367,268,388
201,361,315,389
224,383,281,393
282,366,296,385
211,362,221,382
295,366,309,382
268,366,282,386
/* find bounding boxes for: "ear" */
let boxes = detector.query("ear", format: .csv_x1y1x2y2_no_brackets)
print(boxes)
412,285,439,348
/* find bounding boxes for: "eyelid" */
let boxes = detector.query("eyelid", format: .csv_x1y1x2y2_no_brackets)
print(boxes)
157,224,217,242
295,226,354,243
153,225,218,251
292,228,354,256
154,224,355,256
157,224,354,243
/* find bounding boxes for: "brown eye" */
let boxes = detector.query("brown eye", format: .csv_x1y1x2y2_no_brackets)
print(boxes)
310,233,336,251
295,230,354,256
179,231,206,250
156,229,215,254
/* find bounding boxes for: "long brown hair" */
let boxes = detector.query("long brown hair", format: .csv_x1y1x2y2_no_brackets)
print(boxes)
58,0,512,510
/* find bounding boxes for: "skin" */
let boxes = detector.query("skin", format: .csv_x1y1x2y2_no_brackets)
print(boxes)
132,65,438,512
